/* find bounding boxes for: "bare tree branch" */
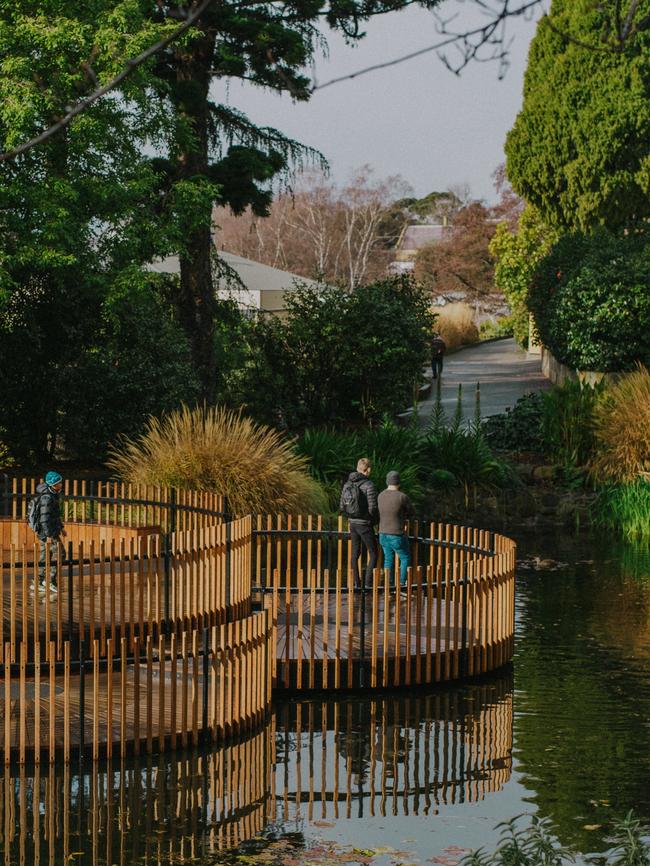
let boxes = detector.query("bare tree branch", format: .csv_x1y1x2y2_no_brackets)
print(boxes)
313,0,546,89
0,0,217,162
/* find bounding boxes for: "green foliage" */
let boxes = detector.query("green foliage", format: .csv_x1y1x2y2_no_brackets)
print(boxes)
540,380,603,470
594,481,650,541
489,206,558,347
506,0,650,232
459,815,574,866
296,420,425,510
423,384,517,503
459,813,650,866
228,276,435,429
482,392,544,452
479,315,516,341
529,229,650,372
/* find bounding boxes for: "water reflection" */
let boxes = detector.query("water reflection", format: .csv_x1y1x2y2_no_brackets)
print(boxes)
1,676,513,865
272,681,513,823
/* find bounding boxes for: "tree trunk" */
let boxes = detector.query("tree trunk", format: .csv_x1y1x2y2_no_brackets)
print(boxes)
172,27,218,402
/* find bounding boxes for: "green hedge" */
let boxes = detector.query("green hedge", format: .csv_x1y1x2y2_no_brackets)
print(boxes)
529,229,650,371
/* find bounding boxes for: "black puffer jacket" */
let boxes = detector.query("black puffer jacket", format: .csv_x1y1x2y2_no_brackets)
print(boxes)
35,482,63,540
340,471,379,525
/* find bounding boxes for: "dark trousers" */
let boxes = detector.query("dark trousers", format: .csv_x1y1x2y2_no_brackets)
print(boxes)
432,356,444,378
38,538,60,583
349,522,378,586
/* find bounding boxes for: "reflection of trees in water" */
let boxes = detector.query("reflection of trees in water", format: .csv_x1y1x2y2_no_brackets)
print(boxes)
514,543,650,853
272,675,513,821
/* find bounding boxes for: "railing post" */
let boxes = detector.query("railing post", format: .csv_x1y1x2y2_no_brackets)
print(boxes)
79,639,86,762
163,489,177,635
225,521,232,617
461,564,468,678
67,541,74,645
359,571,366,689
202,627,210,742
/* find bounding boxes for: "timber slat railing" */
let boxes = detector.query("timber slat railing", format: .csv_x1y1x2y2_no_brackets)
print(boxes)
0,477,516,764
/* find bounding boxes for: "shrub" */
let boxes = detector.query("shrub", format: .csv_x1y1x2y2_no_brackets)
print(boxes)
529,229,650,372
594,481,650,542
590,365,650,484
107,405,327,516
540,380,603,469
479,315,515,341
435,303,479,351
482,392,544,452
227,276,435,429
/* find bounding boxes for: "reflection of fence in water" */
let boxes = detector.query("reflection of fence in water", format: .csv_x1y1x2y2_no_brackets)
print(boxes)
271,679,513,821
0,728,271,866
0,679,513,864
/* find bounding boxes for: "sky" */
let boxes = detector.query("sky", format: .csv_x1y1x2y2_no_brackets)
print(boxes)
212,2,545,204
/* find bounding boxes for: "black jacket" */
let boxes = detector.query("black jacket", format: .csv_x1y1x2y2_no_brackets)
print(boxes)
340,471,379,525
35,482,63,540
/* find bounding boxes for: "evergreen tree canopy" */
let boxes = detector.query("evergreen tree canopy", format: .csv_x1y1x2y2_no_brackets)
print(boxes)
505,0,650,232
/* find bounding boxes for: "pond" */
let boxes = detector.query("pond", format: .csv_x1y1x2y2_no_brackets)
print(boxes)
2,528,649,865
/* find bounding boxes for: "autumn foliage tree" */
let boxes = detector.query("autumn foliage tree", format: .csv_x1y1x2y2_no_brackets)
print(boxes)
414,202,498,314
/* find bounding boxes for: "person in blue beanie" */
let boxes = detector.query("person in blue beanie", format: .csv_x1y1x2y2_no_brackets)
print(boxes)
32,471,67,592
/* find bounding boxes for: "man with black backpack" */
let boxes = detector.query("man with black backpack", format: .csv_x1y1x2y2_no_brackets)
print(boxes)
28,471,67,593
339,458,379,587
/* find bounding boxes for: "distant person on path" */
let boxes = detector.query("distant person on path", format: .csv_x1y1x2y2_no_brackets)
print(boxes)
378,471,414,590
340,458,379,587
431,333,446,380
28,471,67,593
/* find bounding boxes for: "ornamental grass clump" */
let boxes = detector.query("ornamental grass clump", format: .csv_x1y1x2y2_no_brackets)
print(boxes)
590,365,650,485
435,303,479,351
108,405,327,516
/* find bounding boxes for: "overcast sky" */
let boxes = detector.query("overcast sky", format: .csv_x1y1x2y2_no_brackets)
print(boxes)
213,3,544,204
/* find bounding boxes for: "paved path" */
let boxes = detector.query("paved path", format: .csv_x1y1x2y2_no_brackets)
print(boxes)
416,338,551,424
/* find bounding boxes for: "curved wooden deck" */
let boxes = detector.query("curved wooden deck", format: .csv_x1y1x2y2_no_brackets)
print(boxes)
0,478,516,763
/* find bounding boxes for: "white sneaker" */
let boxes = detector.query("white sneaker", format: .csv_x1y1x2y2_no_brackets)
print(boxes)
39,582,58,594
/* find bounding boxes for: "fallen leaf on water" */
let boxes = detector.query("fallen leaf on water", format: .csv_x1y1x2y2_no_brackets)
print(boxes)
583,825,602,831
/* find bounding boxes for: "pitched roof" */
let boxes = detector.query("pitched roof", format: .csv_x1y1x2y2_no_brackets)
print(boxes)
147,250,317,294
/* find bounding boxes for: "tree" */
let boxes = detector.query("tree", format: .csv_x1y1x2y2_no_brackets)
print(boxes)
215,167,412,285
505,0,650,232
414,201,498,314
489,204,558,346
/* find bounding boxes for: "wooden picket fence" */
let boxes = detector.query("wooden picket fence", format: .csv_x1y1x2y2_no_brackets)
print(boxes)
0,479,516,764
0,680,513,865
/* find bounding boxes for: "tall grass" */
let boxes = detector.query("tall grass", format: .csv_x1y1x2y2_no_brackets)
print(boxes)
590,365,650,484
594,480,650,541
540,379,604,469
435,303,479,351
107,405,327,515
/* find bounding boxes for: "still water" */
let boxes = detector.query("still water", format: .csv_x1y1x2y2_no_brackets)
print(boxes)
2,529,649,864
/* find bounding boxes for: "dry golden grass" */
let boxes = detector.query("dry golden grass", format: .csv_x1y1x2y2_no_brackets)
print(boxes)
435,303,479,351
107,405,328,516
590,365,650,484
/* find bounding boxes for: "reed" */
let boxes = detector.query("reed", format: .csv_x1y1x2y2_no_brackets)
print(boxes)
590,365,650,484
